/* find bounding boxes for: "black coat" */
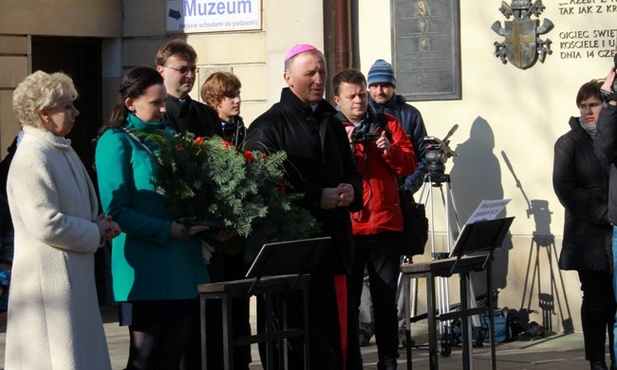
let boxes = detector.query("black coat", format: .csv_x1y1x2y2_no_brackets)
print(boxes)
245,88,363,275
595,104,617,223
164,95,222,138
554,116,612,272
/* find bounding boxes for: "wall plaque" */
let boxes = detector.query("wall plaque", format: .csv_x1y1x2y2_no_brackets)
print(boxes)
391,0,461,101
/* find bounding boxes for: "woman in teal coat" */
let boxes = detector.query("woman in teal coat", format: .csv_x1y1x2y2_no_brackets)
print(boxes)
95,66,209,370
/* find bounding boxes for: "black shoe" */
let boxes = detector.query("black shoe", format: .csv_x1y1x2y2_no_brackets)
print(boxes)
377,360,397,370
359,330,372,347
590,361,608,370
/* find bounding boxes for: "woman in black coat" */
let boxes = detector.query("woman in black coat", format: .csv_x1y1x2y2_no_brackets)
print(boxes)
553,80,615,370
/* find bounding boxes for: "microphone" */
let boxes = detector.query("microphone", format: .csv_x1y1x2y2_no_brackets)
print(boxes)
443,124,458,143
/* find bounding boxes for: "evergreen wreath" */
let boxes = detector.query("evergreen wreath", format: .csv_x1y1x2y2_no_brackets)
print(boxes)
134,130,318,262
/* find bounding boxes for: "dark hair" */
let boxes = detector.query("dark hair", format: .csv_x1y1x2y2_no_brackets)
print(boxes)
154,39,197,67
98,66,164,135
332,68,367,96
576,80,603,107
201,72,242,107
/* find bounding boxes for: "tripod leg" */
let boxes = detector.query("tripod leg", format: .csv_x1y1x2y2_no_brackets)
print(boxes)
548,241,574,333
444,181,462,237
529,241,541,314
520,239,536,310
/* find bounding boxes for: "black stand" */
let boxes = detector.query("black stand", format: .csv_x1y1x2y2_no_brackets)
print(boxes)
401,217,513,370
198,237,330,370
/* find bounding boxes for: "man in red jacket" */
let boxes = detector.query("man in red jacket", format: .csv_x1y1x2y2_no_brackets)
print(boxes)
332,68,416,370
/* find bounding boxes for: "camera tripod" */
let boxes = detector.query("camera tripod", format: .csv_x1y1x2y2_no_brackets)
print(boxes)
398,170,484,356
520,202,574,335
501,151,573,334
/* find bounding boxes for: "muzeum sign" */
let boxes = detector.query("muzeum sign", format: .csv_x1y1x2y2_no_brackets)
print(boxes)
166,0,262,33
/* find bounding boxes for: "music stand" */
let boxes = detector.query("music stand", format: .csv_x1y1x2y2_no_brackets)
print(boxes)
401,216,514,370
199,236,330,370
447,217,514,274
245,236,330,294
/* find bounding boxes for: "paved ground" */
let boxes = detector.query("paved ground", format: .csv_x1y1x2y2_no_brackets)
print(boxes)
0,304,602,370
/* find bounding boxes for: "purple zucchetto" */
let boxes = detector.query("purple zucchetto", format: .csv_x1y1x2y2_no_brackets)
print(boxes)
284,44,318,62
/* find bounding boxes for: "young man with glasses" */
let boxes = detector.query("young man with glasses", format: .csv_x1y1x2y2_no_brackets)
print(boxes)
155,39,224,370
155,39,221,138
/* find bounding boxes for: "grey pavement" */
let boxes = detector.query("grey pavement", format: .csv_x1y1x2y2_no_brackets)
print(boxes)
0,305,599,370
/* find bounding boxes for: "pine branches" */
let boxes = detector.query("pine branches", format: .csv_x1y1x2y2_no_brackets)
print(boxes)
138,131,318,261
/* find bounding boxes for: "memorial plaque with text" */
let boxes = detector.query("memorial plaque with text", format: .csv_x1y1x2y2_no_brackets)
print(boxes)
392,0,461,101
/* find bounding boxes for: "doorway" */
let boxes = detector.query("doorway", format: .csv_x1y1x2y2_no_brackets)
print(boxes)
32,36,103,173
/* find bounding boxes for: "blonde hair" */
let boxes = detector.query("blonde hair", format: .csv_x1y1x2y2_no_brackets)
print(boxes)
12,70,78,128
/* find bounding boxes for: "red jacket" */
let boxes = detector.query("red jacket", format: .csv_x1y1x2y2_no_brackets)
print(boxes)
337,111,416,236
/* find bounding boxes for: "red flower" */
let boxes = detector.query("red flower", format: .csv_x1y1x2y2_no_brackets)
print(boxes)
261,153,268,161
194,136,205,144
244,150,254,162
277,181,286,193
176,146,185,152
222,140,233,150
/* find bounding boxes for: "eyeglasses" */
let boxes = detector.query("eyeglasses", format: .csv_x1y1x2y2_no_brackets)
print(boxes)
164,65,199,75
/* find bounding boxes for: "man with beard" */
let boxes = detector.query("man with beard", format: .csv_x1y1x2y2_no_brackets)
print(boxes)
360,59,429,348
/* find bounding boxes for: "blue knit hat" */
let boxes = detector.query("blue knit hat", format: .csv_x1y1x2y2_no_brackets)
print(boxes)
367,59,396,87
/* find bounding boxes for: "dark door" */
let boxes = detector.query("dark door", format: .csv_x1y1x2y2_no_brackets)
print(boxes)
32,36,102,175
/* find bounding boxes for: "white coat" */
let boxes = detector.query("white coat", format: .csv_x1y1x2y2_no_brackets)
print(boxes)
4,126,111,370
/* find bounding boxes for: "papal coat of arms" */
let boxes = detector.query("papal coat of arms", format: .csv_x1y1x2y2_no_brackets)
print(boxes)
492,0,554,69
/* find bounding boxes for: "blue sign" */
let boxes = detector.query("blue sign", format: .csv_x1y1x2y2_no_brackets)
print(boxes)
166,0,262,33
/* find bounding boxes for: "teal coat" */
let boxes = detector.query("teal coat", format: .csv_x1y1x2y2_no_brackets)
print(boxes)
95,114,209,301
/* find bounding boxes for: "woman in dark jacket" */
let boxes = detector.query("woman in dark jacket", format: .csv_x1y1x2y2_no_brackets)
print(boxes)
553,80,615,370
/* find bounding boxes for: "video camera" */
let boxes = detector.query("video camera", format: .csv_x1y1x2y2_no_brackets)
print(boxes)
423,124,458,182
351,130,380,144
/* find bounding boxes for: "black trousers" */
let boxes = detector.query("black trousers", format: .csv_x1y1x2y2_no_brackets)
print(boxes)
578,270,616,363
350,232,402,368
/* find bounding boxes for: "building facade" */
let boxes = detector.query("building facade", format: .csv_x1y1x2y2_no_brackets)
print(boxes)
2,0,616,333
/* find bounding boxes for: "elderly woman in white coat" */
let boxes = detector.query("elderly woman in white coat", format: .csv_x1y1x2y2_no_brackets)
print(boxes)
5,70,120,370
